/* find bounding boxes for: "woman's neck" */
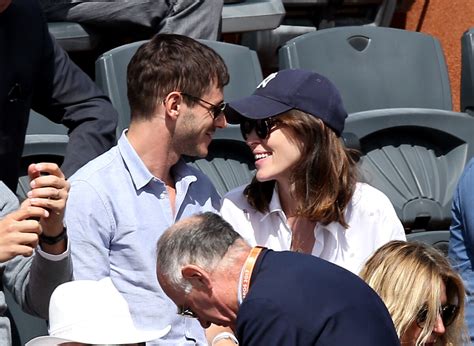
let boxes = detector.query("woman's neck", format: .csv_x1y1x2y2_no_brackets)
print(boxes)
276,180,297,217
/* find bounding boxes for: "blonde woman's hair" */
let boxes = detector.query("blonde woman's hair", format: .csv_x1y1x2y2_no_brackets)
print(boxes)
360,241,467,346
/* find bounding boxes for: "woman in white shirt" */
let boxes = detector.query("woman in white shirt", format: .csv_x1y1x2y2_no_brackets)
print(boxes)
220,68,406,274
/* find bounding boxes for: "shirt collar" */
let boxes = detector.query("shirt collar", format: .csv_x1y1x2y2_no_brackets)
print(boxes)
258,186,283,222
262,183,345,238
117,131,198,191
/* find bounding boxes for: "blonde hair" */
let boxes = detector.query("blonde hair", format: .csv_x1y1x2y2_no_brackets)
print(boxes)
360,241,467,346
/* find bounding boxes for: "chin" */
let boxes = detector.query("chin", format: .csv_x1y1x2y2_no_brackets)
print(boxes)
255,173,274,183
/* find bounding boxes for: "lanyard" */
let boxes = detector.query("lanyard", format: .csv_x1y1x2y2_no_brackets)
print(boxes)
241,246,265,300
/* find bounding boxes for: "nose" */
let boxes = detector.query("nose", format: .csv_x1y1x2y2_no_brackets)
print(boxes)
214,114,227,128
433,313,446,335
244,129,261,148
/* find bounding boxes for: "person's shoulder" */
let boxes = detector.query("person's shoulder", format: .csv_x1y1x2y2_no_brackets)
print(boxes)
69,146,120,184
351,182,393,208
221,184,249,206
460,158,474,182
0,182,19,217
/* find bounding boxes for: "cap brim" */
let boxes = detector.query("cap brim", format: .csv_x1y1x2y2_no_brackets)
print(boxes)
26,325,171,346
225,94,293,124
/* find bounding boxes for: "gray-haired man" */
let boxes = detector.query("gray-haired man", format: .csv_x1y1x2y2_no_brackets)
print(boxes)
156,212,400,346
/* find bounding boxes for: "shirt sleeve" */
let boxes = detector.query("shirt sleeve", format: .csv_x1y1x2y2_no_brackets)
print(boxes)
37,238,70,261
450,160,474,260
31,31,118,178
2,245,72,319
65,179,113,279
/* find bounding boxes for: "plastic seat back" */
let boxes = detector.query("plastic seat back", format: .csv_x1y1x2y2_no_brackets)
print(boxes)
185,139,255,197
279,26,452,114
406,231,450,256
346,109,474,231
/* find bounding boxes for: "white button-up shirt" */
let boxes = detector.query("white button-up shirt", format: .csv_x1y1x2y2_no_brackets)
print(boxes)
220,182,406,274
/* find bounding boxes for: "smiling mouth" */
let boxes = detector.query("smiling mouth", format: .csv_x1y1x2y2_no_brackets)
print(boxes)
254,152,271,160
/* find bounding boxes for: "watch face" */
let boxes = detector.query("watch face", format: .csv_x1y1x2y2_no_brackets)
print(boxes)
213,332,238,345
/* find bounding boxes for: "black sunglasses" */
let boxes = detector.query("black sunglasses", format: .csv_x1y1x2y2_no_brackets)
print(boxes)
181,92,226,119
240,117,278,140
416,304,458,328
177,305,198,319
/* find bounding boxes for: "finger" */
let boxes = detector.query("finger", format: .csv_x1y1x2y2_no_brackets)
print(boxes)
29,197,66,215
8,206,49,221
0,245,35,261
27,163,41,181
11,244,36,258
12,231,40,245
30,174,67,191
31,163,64,179
13,220,42,235
28,186,63,200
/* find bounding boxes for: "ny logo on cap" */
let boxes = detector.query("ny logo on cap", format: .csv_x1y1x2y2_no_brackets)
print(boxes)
257,72,278,89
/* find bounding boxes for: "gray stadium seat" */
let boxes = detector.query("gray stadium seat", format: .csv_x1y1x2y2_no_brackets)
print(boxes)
461,27,474,115
222,0,286,33
406,230,450,256
18,111,68,200
345,109,474,232
4,288,48,346
185,139,255,197
48,22,99,52
278,26,474,232
279,26,453,114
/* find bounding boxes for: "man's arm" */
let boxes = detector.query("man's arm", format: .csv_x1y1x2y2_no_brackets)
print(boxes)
450,160,474,262
1,163,72,318
32,30,118,178
65,179,113,280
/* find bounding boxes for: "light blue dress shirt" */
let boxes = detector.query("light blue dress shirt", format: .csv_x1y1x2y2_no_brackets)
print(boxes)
65,132,220,345
449,158,474,342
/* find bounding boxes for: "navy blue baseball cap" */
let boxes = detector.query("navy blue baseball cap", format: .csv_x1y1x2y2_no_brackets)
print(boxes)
225,69,348,136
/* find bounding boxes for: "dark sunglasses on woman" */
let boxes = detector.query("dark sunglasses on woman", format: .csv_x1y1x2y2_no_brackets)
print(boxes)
240,117,278,140
416,304,458,328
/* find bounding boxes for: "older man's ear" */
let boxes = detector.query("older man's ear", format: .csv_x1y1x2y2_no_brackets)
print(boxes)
181,265,212,290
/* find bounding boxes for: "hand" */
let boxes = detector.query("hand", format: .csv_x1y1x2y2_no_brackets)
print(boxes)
0,206,48,262
26,163,70,237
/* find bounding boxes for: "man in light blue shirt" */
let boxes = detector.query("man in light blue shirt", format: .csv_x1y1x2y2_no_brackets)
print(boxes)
65,34,229,344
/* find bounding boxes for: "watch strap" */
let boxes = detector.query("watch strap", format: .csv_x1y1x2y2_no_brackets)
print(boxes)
39,227,67,245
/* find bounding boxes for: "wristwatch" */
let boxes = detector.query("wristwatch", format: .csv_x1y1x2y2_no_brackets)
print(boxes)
39,227,67,245
212,332,239,345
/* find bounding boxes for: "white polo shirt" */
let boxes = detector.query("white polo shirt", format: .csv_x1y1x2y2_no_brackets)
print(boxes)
220,182,406,274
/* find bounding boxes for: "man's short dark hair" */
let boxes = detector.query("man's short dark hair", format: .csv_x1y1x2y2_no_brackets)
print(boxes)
127,34,229,121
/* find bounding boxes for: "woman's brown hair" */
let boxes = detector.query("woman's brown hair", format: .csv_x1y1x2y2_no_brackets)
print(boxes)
244,109,357,227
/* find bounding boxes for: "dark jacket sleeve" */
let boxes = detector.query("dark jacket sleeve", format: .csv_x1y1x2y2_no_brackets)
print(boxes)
31,30,118,178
